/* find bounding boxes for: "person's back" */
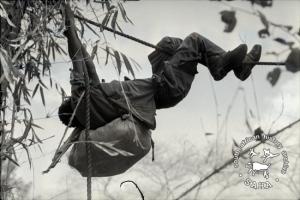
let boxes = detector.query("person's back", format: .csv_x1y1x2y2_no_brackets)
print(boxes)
71,78,157,130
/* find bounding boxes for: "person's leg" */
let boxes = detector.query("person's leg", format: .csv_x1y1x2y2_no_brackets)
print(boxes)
64,3,100,86
168,32,248,80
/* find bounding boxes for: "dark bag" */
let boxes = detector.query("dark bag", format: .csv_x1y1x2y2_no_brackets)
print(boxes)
68,115,152,177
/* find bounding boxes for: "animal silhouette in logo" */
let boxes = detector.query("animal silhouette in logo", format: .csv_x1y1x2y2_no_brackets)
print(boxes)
246,161,271,179
245,148,279,179
261,148,279,163
249,148,260,158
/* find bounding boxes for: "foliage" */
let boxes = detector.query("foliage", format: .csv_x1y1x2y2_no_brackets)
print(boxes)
213,0,300,86
0,0,136,198
1,161,31,200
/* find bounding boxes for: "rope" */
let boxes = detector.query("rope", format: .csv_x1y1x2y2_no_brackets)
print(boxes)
74,14,171,55
81,49,93,200
74,14,286,66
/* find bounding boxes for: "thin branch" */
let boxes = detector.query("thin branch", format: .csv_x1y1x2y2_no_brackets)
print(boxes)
175,118,300,200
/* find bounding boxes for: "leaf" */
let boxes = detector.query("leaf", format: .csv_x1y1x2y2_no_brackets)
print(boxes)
49,77,53,88
266,67,281,86
91,41,99,61
274,37,294,47
39,87,46,106
116,22,123,33
117,2,133,24
2,153,20,166
13,78,22,109
55,42,67,55
0,47,13,83
102,10,112,29
83,21,101,37
31,122,44,130
105,46,110,65
111,10,118,37
86,140,134,157
258,28,270,38
0,3,16,27
283,25,293,31
114,50,122,75
39,79,48,89
118,2,127,22
21,118,32,142
31,128,43,143
121,53,135,78
22,142,32,169
250,0,273,7
51,40,56,61
130,57,142,71
285,48,300,73
257,10,269,30
93,143,118,156
220,10,237,33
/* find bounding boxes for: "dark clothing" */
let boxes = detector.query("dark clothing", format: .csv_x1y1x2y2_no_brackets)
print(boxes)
71,78,156,130
69,33,227,130
148,35,201,109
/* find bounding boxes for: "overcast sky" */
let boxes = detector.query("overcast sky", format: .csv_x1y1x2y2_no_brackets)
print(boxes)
12,1,300,199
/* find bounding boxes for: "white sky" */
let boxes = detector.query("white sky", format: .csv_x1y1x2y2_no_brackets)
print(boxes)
10,1,300,199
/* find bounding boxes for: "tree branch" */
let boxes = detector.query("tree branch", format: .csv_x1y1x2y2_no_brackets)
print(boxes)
175,118,300,200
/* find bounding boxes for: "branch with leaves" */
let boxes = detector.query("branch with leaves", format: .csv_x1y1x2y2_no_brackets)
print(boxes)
175,118,300,200
214,0,300,86
0,0,136,198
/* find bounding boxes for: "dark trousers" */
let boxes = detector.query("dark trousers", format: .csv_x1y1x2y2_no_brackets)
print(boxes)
152,33,226,109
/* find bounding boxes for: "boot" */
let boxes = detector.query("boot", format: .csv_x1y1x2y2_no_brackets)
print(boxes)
234,44,262,81
207,44,248,80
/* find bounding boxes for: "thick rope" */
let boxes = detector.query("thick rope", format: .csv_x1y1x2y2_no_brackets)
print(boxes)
74,14,173,55
74,14,286,66
81,50,93,200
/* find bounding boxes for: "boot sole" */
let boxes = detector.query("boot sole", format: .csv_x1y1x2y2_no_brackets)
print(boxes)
238,45,262,81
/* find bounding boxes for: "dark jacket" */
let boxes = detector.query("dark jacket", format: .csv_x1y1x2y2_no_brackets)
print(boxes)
71,78,156,130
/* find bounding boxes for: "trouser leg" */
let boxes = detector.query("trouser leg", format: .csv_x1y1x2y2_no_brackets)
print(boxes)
65,30,100,86
168,32,247,80
64,2,100,86
66,31,85,79
168,32,225,68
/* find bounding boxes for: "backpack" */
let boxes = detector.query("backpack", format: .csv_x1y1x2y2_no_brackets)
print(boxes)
68,115,152,177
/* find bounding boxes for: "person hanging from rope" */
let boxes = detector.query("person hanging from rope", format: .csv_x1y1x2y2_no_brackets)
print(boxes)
58,3,262,131
45,3,263,177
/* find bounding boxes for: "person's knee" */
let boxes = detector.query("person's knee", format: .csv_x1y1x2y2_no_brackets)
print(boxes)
189,32,202,40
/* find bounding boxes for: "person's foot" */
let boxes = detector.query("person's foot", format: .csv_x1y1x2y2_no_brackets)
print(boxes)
63,3,76,36
234,44,262,81
209,44,248,80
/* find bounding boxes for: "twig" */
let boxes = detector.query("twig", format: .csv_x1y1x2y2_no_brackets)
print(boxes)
175,118,300,200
